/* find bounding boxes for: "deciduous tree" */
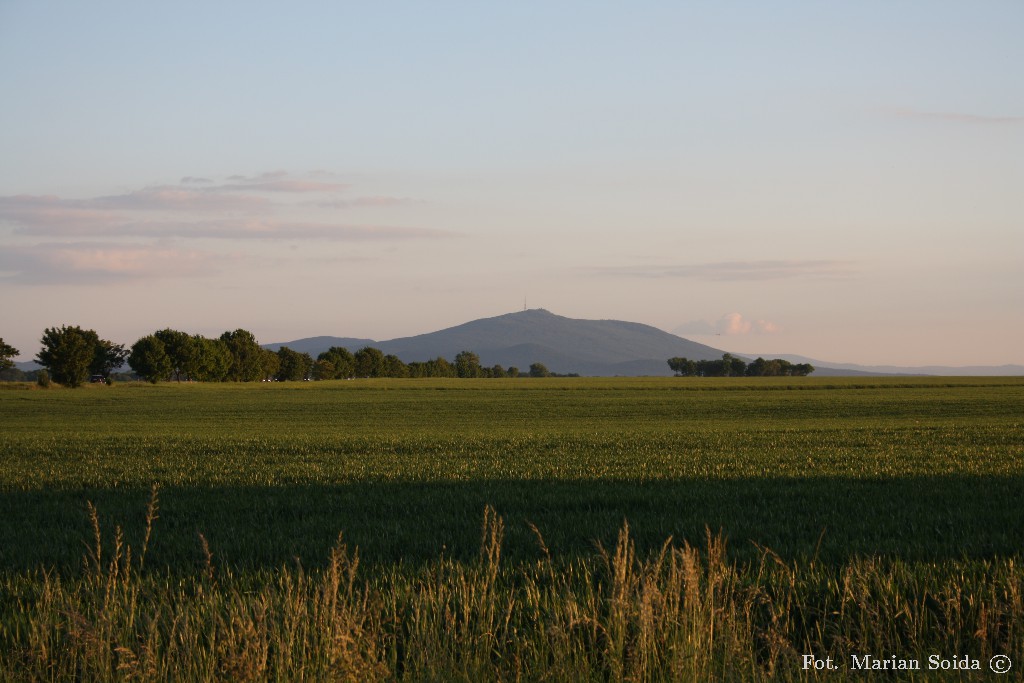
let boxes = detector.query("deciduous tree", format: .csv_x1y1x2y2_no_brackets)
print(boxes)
529,362,550,378
275,346,313,381
0,338,18,371
260,349,281,381
192,336,232,381
667,357,698,376
129,335,173,383
455,351,483,378
383,354,409,378
318,347,355,379
154,329,198,381
354,346,385,378
312,359,335,380
219,329,265,382
91,339,129,379
36,326,101,388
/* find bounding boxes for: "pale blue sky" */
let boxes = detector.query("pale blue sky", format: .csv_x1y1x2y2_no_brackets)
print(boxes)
2,2,1021,366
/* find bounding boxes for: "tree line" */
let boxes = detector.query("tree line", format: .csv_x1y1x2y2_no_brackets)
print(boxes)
1,328,129,387
668,353,814,377
1,327,563,386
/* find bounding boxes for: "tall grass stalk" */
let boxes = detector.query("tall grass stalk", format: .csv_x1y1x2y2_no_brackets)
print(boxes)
1,504,1021,681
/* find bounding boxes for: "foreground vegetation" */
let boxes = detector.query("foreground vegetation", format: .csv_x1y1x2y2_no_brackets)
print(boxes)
3,502,1021,681
1,377,1022,679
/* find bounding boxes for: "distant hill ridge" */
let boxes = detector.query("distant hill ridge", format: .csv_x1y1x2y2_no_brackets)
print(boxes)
8,310,1022,377
267,309,727,376
265,309,1024,377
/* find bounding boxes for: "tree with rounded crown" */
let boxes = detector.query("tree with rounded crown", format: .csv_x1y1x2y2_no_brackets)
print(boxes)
275,346,313,381
154,329,198,381
188,336,231,381
219,329,265,382
318,347,355,379
36,326,101,388
354,346,385,377
129,335,173,383
455,351,483,378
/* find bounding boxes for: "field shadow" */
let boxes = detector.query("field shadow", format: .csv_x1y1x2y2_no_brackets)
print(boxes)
2,476,1022,573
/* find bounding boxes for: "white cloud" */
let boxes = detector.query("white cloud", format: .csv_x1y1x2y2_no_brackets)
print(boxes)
718,312,751,335
674,313,781,337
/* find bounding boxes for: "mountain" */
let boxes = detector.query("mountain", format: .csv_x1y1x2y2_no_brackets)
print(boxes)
266,310,1023,377
263,336,376,355
268,309,728,376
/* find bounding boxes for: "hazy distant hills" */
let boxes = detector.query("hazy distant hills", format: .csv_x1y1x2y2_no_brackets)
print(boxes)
269,309,727,376
760,354,1024,377
8,310,1023,377
262,336,375,356
266,309,1024,377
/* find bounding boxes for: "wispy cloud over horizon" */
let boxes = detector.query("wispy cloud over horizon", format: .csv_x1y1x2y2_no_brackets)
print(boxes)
118,219,458,241
0,242,223,285
216,179,350,193
0,172,452,285
318,196,424,209
213,171,348,193
0,172,446,242
586,260,855,281
889,107,1024,125
94,188,270,212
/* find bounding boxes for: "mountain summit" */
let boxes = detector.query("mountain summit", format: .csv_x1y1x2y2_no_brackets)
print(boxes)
269,309,727,376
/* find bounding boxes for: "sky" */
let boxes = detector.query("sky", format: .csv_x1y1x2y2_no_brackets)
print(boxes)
1,1,1021,367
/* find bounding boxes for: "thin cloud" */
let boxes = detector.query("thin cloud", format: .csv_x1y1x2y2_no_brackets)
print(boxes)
318,196,423,209
0,195,123,232
1,174,438,241
93,187,269,211
180,176,213,184
891,107,1024,125
588,260,855,281
0,242,222,285
228,171,288,182
217,171,348,193
217,179,349,193
5,213,458,241
0,191,267,235
137,219,459,241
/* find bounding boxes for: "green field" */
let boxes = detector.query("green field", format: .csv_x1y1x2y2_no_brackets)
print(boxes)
3,377,1022,570
2,377,1022,680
